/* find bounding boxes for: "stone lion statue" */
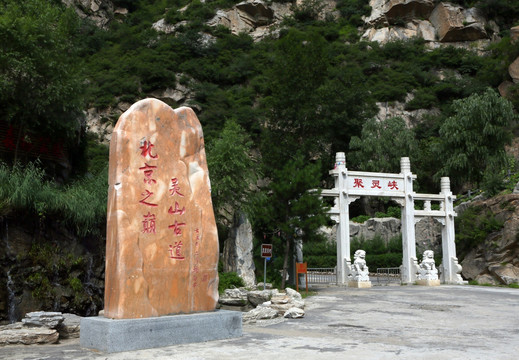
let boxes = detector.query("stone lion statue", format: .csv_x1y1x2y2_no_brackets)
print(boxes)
418,250,438,280
351,249,370,282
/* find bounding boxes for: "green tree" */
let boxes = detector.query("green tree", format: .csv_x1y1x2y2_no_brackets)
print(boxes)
437,88,517,189
0,0,84,162
320,64,377,159
261,29,330,169
256,156,329,289
206,118,259,226
349,117,417,173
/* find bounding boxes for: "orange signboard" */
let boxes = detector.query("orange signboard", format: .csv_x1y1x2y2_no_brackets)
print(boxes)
296,262,308,293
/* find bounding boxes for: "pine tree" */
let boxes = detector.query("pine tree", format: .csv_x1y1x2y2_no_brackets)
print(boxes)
256,156,329,289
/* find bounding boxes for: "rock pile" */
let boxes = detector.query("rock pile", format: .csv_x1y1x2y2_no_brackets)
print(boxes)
0,322,59,346
218,286,305,324
0,311,81,346
0,311,80,346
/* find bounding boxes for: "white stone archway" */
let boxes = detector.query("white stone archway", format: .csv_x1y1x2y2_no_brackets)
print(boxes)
321,152,464,285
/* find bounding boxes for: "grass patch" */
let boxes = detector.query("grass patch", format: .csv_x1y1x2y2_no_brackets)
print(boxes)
301,290,318,299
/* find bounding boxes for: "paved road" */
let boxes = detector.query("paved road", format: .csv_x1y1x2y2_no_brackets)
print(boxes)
1,285,518,360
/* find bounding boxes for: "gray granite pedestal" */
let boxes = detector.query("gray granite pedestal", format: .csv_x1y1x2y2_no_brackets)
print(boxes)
80,310,242,353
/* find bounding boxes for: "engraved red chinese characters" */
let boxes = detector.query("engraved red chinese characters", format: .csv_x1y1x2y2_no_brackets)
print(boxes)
105,98,219,319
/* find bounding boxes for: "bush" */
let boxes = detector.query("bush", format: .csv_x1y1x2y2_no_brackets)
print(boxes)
336,0,372,27
351,215,370,223
292,0,326,22
218,272,245,293
351,234,403,269
405,89,437,110
365,253,402,269
374,206,401,219
303,241,337,268
0,162,107,236
304,254,337,268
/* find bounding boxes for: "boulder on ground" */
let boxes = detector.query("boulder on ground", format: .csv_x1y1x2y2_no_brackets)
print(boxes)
285,287,302,300
218,288,249,306
490,264,519,285
474,274,497,285
0,323,59,345
242,304,279,324
284,307,305,319
247,289,277,307
221,286,305,322
22,311,64,329
56,313,81,339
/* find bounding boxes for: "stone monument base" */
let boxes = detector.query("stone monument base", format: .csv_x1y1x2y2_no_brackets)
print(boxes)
348,281,372,288
80,310,242,353
416,279,441,286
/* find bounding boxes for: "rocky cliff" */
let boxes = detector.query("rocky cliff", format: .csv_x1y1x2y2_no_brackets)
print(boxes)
56,0,519,291
76,0,515,143
362,0,496,46
61,0,127,28
0,217,105,323
460,194,519,285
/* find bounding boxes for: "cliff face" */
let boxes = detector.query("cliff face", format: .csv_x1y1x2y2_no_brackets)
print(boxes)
0,216,105,323
61,0,116,28
460,194,519,285
362,0,496,46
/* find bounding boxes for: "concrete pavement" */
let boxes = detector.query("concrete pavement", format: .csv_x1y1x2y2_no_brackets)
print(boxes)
1,285,518,360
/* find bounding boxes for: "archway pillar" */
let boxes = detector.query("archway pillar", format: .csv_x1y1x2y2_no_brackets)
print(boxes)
331,152,354,285
440,177,464,284
400,157,418,284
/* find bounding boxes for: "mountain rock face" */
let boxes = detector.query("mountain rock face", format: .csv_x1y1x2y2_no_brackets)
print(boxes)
207,0,292,41
461,194,519,285
61,0,127,28
498,26,519,101
429,2,487,42
362,0,494,46
222,213,256,288
0,217,105,324
508,30,519,84
364,0,436,26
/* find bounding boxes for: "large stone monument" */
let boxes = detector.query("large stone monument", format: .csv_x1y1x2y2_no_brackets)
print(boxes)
80,99,242,352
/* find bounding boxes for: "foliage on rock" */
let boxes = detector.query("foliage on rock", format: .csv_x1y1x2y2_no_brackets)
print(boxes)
459,194,519,285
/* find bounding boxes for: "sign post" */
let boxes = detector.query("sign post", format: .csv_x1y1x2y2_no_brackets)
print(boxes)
261,244,273,290
296,262,308,293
